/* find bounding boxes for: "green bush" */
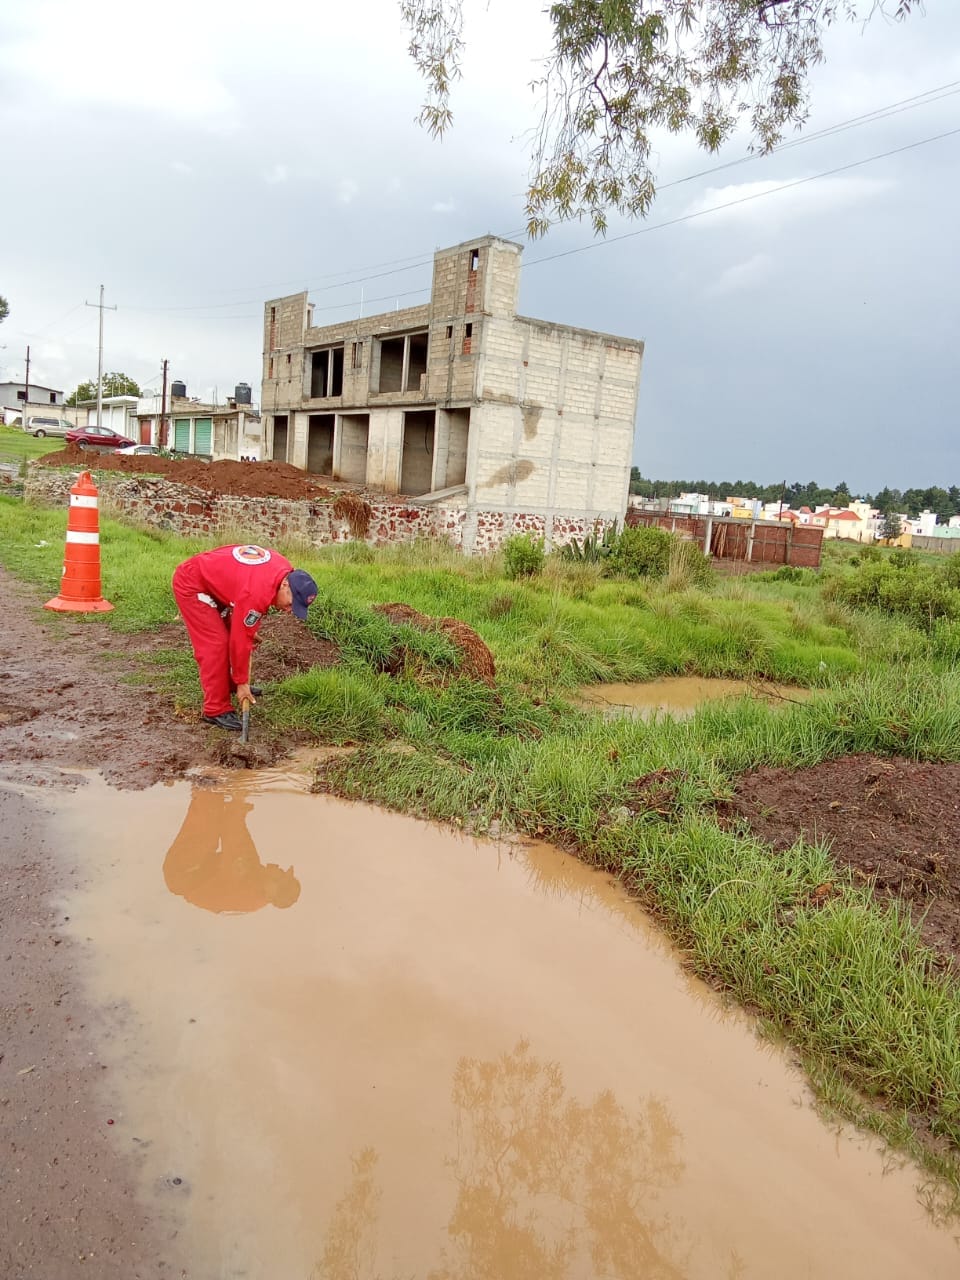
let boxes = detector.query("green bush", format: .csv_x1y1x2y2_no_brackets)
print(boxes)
607,524,674,579
665,538,714,589
827,560,960,631
942,552,960,590
763,565,816,585
502,533,545,579
888,547,919,570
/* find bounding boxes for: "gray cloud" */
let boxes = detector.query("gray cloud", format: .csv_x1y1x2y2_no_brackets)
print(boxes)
2,0,958,492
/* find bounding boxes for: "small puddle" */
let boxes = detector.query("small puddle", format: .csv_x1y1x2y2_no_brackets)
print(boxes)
575,675,811,719
50,773,958,1279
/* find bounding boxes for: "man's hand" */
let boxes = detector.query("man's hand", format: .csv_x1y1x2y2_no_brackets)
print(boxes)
236,682,256,706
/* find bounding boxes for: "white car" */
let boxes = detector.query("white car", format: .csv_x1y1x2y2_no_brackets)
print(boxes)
117,443,161,456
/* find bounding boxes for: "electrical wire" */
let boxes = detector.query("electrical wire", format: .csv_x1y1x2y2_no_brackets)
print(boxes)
524,125,960,269
117,82,958,316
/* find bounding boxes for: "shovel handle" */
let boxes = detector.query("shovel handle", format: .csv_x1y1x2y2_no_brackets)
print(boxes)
240,697,251,743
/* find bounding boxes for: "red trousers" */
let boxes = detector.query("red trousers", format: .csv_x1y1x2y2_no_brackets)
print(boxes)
173,568,234,716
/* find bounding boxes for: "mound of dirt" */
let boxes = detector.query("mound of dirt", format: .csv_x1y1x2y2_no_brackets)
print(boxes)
252,612,340,684
725,755,960,966
37,445,340,500
373,602,496,685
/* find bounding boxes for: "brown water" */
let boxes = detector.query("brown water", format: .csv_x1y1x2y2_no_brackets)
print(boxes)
575,675,811,719
50,765,959,1279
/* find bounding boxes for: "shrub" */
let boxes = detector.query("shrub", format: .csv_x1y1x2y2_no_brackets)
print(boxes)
942,552,960,590
502,533,545,579
560,521,619,564
664,538,714,590
827,560,960,630
888,547,919,570
763,565,815,584
607,524,674,579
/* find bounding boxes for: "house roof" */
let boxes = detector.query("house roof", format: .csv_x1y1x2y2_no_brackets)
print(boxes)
798,506,812,514
829,510,860,521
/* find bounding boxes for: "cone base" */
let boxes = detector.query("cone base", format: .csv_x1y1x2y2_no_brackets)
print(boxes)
44,595,114,613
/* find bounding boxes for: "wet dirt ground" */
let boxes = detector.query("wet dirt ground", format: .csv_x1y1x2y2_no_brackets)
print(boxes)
726,755,960,966
4,566,960,1276
42,768,960,1278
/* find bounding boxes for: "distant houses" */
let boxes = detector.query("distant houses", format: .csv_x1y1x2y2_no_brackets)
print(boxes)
626,491,956,547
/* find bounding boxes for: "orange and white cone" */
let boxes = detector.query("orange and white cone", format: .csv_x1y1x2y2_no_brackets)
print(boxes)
45,470,114,613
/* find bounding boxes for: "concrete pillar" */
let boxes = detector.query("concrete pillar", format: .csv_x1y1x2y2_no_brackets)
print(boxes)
290,411,309,471
703,516,713,556
432,409,451,492
366,408,404,492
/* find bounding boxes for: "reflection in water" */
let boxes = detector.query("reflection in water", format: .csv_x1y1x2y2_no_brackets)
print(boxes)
312,1041,742,1280
163,787,301,914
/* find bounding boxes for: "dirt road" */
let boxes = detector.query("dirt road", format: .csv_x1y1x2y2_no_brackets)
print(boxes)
0,568,199,1278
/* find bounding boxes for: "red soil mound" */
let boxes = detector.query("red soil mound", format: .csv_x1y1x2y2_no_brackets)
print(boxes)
373,602,496,685
37,445,336,500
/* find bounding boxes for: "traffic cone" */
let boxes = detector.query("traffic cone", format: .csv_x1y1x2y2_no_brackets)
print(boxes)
45,470,114,613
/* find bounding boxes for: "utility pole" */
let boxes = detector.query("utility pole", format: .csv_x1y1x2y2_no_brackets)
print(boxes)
85,285,116,430
160,358,169,447
24,345,30,423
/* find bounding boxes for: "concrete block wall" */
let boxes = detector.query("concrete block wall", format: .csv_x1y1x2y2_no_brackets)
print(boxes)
258,234,643,532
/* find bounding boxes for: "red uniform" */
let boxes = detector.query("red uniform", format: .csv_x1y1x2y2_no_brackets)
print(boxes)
172,544,292,716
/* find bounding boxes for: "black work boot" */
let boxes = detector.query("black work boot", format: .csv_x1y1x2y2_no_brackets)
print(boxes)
202,711,243,732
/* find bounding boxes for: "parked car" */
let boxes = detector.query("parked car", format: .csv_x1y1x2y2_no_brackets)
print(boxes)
65,424,137,450
117,443,161,456
25,416,72,438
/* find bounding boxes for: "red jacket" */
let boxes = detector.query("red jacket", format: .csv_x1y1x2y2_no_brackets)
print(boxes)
175,544,292,684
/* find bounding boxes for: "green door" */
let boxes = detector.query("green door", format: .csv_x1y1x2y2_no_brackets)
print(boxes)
194,417,212,456
174,418,190,451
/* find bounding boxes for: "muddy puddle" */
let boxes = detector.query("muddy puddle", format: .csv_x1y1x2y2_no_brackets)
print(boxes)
575,675,811,719
46,765,959,1279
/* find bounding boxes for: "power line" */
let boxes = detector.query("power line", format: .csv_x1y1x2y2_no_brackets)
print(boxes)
109,83,960,317
524,125,960,269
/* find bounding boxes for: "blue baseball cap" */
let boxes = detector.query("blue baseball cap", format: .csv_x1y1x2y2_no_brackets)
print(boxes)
288,569,318,620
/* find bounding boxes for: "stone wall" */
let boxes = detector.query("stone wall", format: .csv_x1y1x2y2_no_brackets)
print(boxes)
24,466,613,555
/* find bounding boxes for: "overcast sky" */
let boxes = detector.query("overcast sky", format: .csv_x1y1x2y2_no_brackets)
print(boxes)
1,0,958,494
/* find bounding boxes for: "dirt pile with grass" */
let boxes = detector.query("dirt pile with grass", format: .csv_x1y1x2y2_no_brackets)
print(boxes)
252,612,340,684
373,602,496,685
726,755,960,965
37,444,341,500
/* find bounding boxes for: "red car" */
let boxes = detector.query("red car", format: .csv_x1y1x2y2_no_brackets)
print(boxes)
65,424,137,450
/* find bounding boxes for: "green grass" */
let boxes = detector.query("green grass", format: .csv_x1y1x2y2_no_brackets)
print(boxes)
0,424,67,462
3,492,960,1204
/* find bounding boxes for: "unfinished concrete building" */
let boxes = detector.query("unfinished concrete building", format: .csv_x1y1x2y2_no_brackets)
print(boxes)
261,236,643,550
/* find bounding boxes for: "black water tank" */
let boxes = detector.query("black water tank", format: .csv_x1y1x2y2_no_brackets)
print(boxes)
171,380,187,398
234,382,252,405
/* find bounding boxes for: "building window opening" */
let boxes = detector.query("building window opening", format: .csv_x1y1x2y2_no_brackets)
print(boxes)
469,248,479,272
268,357,274,379
407,331,428,391
462,323,473,355
49,392,57,404
375,330,430,394
445,325,453,339
351,341,363,369
310,346,345,398
286,353,291,365
377,337,405,392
